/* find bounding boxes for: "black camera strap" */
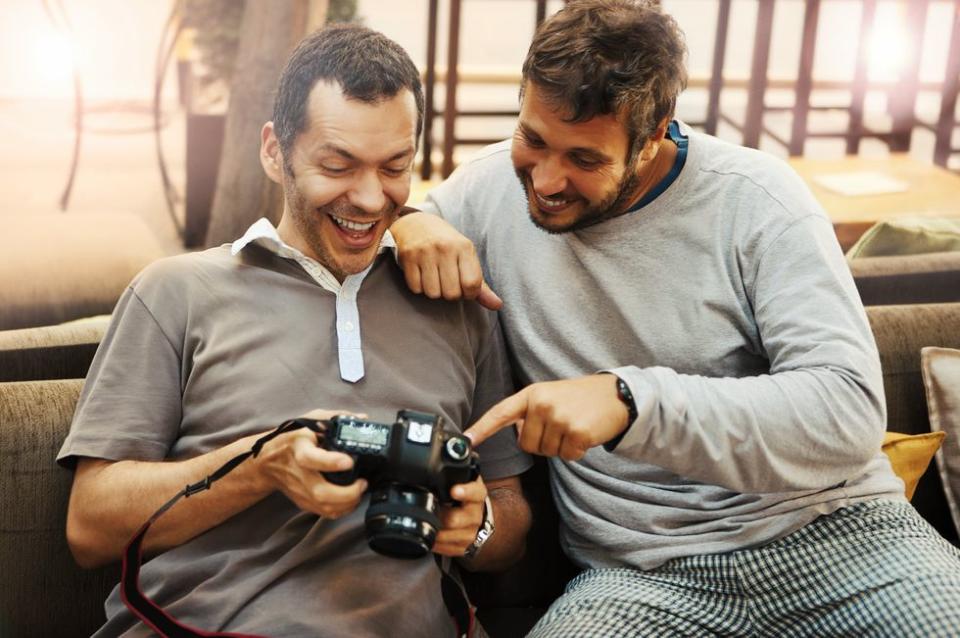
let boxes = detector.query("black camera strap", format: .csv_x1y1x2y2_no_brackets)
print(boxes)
120,418,475,638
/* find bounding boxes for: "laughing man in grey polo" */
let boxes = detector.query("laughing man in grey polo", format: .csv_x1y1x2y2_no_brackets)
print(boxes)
57,25,531,638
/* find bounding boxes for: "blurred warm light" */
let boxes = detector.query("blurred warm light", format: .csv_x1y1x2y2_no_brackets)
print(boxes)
33,31,77,86
867,5,908,81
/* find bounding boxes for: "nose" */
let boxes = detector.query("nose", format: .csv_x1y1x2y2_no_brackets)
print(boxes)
530,154,567,197
347,169,387,215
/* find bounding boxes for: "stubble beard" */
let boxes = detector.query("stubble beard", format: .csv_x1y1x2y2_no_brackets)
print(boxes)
284,179,395,281
514,163,642,235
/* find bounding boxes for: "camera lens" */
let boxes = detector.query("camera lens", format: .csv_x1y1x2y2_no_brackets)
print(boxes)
364,484,441,559
444,436,470,462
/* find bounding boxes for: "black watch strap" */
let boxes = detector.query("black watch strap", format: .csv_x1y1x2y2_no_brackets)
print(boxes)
614,376,639,425
602,373,637,451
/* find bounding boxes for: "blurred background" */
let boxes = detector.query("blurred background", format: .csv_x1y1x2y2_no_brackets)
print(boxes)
1,0,959,326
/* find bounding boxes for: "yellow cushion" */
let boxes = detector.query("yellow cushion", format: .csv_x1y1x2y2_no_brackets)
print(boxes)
882,431,946,500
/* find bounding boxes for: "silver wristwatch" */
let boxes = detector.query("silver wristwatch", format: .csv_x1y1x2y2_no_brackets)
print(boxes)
463,496,495,560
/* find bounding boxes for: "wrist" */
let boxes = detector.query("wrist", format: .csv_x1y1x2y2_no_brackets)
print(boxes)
462,495,495,560
600,373,637,451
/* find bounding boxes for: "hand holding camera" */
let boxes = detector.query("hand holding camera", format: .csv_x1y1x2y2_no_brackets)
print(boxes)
254,408,371,521
317,409,481,559
258,408,488,560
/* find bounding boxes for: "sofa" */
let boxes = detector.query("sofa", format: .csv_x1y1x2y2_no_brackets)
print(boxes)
2,303,959,637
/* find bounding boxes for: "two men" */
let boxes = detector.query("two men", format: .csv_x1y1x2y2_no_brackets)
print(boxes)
59,25,530,637
393,0,960,635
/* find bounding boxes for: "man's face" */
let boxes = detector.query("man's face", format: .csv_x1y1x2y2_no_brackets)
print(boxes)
262,81,417,280
510,82,646,234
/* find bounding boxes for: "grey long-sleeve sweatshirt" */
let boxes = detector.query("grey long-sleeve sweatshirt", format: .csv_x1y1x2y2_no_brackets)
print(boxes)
420,123,905,570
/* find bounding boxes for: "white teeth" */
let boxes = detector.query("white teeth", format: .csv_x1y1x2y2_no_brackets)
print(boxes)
535,192,571,211
330,214,376,232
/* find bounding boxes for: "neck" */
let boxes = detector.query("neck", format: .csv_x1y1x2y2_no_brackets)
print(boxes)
624,136,678,210
276,212,346,282
277,212,306,253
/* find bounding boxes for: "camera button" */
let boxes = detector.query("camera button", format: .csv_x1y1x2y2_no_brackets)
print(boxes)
445,436,471,461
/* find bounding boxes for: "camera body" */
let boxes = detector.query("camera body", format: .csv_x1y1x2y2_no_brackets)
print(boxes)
318,409,478,559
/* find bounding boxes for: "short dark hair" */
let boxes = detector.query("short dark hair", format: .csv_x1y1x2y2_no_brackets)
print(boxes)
273,24,424,159
522,0,687,157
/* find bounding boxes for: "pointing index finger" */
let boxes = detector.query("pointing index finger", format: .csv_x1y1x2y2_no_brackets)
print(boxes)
465,388,530,446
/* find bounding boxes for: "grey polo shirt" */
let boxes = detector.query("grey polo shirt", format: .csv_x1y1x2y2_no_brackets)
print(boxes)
58,241,530,637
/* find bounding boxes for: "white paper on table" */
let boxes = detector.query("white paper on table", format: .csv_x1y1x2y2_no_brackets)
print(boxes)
812,171,910,197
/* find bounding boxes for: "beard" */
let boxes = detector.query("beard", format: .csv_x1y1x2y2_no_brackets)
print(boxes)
513,161,642,235
284,177,396,280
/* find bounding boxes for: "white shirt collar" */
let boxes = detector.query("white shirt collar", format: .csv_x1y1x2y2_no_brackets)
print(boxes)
230,217,397,294
231,217,397,257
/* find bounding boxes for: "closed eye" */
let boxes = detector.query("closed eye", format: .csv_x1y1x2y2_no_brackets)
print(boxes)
519,128,545,149
381,164,410,177
570,155,602,170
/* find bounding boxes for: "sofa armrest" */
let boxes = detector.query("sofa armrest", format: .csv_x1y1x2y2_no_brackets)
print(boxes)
851,251,960,306
866,303,960,544
0,379,118,636
0,316,110,382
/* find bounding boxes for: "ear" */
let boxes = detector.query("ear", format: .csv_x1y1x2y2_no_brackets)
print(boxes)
638,117,671,162
260,122,284,184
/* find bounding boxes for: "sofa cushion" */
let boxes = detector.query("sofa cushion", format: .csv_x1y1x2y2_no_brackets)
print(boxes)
847,217,960,259
882,431,945,501
922,347,960,539
0,379,117,636
866,303,960,545
0,213,166,331
0,315,110,382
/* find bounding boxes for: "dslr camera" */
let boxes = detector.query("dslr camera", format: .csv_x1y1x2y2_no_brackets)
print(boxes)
316,409,478,559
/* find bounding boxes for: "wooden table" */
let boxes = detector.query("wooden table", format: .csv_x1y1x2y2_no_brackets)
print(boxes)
788,154,960,251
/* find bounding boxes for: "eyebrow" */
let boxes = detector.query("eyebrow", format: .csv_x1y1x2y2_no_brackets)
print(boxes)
316,144,414,163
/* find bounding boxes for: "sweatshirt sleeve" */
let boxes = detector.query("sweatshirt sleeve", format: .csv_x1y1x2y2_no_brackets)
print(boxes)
606,214,886,493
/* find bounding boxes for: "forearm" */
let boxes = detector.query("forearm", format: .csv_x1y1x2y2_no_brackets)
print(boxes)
611,363,886,493
67,432,270,568
608,215,888,493
459,482,531,572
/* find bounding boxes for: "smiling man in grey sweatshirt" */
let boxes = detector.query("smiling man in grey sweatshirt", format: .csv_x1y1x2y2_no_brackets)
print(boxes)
390,1,960,635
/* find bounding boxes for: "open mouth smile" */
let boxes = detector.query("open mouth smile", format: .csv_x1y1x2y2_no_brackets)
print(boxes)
534,191,576,213
329,213,377,233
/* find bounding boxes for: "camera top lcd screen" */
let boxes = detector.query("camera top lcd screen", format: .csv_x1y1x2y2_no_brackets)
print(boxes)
339,422,390,447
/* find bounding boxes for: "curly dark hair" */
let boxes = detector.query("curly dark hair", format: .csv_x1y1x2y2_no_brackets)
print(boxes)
272,24,424,163
521,0,688,159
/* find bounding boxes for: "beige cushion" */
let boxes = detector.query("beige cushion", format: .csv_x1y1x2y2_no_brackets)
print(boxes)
0,379,117,635
0,213,166,330
847,217,960,259
922,347,960,538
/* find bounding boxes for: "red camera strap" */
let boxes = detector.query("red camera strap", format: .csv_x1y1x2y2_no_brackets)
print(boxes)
119,418,474,638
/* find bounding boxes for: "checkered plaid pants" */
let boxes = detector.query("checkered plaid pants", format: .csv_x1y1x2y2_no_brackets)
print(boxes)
529,500,960,637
